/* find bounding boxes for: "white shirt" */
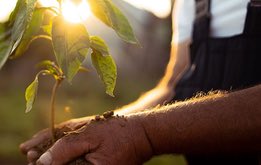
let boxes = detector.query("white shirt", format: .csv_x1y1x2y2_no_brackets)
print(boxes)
172,0,250,43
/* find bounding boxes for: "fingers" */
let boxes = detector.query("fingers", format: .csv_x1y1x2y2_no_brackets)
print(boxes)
27,150,40,163
85,153,108,165
36,134,90,165
20,117,90,155
20,129,50,154
85,155,100,165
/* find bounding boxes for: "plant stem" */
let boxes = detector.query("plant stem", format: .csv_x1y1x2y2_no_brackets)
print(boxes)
50,79,61,143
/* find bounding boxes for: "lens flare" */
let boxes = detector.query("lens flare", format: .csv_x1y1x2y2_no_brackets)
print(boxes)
39,0,91,23
61,0,91,23
39,0,59,8
0,0,17,23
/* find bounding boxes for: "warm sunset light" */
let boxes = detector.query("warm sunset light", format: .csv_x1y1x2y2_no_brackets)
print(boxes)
122,0,172,18
0,0,17,23
39,0,59,8
39,0,91,23
61,0,91,23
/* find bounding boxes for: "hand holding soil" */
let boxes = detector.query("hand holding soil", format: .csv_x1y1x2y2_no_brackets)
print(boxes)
20,116,92,164
26,114,152,165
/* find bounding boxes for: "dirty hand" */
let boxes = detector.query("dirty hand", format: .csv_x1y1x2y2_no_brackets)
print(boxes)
20,116,92,163
36,116,152,165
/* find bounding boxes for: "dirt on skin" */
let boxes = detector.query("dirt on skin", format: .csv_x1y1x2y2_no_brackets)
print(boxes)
34,111,121,165
33,126,88,165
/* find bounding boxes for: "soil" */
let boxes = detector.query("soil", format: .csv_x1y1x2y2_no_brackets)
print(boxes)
34,111,119,165
34,126,89,165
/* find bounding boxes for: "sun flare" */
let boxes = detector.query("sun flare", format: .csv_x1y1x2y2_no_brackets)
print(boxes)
61,0,91,23
39,0,91,23
0,0,17,23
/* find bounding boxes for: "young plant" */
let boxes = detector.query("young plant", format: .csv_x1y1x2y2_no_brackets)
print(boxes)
0,0,138,143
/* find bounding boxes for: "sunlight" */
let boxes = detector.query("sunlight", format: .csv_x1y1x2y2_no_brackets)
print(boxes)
61,0,90,23
39,0,91,23
39,0,59,8
122,0,172,18
0,0,17,23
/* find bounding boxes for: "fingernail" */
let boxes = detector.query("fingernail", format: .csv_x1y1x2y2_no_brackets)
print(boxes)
37,151,52,165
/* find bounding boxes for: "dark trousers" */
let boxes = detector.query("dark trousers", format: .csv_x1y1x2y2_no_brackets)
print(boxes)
172,3,261,165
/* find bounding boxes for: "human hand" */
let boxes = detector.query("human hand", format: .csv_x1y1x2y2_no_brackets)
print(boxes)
35,115,153,165
20,116,92,163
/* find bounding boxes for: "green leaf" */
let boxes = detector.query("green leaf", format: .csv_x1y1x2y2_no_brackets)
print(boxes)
90,35,117,96
1,0,23,65
0,23,13,69
0,40,13,69
40,7,57,36
12,8,45,58
11,0,37,53
87,0,111,26
25,76,39,113
11,0,37,40
42,24,52,36
37,60,56,69
90,36,109,56
52,16,90,82
0,0,37,69
8,0,24,25
91,50,117,97
37,60,61,77
87,0,138,44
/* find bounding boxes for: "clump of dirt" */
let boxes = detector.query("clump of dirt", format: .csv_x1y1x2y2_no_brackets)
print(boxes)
34,126,89,165
34,126,70,155
33,111,124,165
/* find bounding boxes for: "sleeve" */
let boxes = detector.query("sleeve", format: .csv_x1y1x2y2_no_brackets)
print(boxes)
171,0,195,43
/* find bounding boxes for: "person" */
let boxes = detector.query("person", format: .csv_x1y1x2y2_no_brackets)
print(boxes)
20,0,261,164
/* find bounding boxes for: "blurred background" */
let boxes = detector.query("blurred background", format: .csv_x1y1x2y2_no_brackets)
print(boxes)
0,0,187,164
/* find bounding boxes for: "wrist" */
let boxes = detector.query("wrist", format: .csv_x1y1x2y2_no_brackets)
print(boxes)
130,109,179,155
126,114,154,162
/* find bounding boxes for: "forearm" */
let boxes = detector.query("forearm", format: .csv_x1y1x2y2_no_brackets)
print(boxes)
116,40,191,115
132,85,261,155
115,86,174,115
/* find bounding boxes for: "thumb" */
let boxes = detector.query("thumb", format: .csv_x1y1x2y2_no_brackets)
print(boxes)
36,134,90,165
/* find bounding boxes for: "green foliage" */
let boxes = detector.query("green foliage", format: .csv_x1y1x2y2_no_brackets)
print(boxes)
12,8,45,58
90,36,117,96
88,0,138,44
25,62,64,112
90,36,110,56
1,1,138,158
11,0,37,53
37,60,63,79
0,23,12,69
25,76,39,113
0,0,137,114
52,16,90,82
42,24,52,36
0,0,37,69
0,41,13,69
91,50,117,97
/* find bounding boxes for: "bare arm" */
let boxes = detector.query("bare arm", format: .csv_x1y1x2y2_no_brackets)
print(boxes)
35,85,261,165
20,34,192,165
134,84,261,155
20,14,191,164
117,39,191,115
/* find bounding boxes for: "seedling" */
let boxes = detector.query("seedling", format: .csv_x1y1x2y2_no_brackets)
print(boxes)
0,0,137,144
